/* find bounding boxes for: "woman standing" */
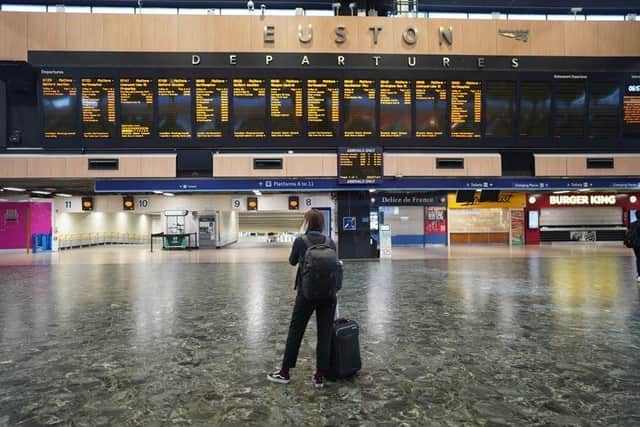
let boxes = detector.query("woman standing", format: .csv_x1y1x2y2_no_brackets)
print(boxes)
267,209,337,388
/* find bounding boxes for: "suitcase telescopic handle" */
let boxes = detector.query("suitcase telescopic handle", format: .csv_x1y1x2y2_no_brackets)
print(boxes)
334,300,340,321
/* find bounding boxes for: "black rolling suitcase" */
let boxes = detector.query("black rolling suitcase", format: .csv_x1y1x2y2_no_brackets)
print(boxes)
328,302,361,379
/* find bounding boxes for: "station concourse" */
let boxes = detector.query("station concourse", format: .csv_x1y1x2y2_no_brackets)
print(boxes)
1,0,640,424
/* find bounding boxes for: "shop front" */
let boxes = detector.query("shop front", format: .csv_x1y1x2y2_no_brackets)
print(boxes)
376,192,448,246
525,192,640,244
447,192,526,245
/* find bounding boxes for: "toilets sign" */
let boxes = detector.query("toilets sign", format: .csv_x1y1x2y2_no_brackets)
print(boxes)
549,194,617,206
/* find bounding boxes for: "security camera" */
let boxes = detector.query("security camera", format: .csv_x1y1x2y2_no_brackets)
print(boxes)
349,2,356,15
260,4,266,16
332,2,341,15
247,0,254,11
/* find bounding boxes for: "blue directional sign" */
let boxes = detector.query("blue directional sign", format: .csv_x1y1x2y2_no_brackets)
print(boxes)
95,177,640,193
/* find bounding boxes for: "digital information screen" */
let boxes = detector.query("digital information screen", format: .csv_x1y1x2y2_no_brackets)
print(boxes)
120,78,153,138
232,78,266,138
485,81,516,138
379,79,411,138
589,82,619,138
270,79,303,138
81,78,116,138
450,80,481,138
42,77,78,138
307,79,339,138
415,80,447,138
554,81,586,138
157,78,192,138
343,79,376,137
623,84,640,137
520,82,551,138
338,147,383,185
195,78,228,138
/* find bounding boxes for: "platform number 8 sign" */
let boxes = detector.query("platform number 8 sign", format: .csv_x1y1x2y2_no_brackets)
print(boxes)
304,198,313,208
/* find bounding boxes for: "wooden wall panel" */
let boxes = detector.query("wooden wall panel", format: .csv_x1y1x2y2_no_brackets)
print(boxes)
137,156,176,177
0,157,28,178
0,13,28,60
213,154,336,177
65,14,104,51
140,15,178,51
177,16,218,52
534,156,567,176
102,14,141,51
2,12,640,58
27,157,66,178
384,154,434,176
564,22,599,56
529,21,565,56
465,156,502,176
28,13,66,51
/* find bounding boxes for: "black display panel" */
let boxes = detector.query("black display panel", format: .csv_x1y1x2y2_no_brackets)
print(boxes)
519,82,551,138
623,83,640,137
270,78,303,138
307,79,339,138
415,80,447,138
157,78,191,138
120,78,153,138
42,77,78,138
379,79,411,138
343,79,375,138
554,81,586,138
81,78,116,138
195,78,228,138
232,78,266,138
589,82,620,138
450,80,481,138
485,81,515,138
338,147,383,185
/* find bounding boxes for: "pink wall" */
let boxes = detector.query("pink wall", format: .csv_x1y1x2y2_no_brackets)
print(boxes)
0,202,51,250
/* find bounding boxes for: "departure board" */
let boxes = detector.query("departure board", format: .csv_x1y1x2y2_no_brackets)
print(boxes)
307,79,339,138
270,79,303,138
450,81,481,138
42,77,78,138
589,82,620,138
623,84,640,137
554,81,586,138
195,78,228,138
520,82,551,138
379,80,411,138
81,78,116,138
120,78,153,138
485,81,516,138
343,80,376,137
157,78,191,138
233,79,266,138
338,147,383,184
415,80,447,138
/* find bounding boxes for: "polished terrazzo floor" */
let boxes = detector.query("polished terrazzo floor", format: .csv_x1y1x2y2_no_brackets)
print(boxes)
1,246,640,426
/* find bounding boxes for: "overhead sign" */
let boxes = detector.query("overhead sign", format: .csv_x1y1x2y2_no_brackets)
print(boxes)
549,194,617,206
448,192,526,209
377,192,447,206
95,177,640,193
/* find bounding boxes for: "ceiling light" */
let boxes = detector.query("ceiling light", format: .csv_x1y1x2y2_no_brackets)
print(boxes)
55,193,72,198
552,191,571,194
253,190,262,196
369,189,376,193
163,192,175,197
3,187,26,192
153,190,163,194
43,187,56,191
31,190,51,195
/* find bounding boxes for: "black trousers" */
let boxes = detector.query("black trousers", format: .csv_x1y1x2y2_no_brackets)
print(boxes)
282,291,335,371
635,247,640,276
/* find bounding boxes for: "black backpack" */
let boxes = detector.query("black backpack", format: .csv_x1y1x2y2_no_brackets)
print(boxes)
300,236,339,301
624,222,639,248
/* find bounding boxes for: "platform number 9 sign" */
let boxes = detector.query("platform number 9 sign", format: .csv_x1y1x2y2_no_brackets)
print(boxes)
232,198,242,210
